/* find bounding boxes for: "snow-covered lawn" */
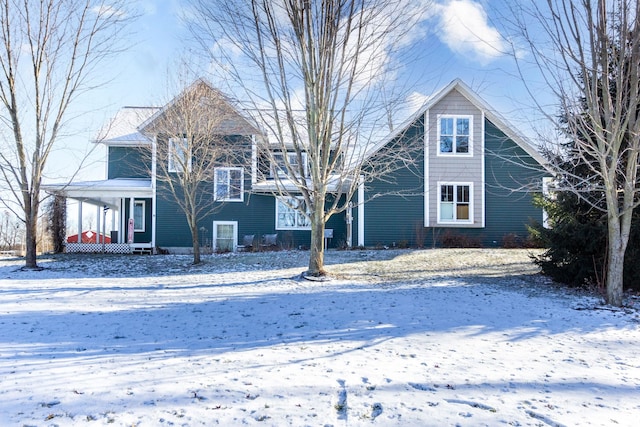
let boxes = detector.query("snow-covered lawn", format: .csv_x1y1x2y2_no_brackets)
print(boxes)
1,249,639,426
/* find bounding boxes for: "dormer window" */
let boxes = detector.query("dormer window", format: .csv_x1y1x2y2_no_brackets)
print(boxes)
438,115,472,155
271,152,308,178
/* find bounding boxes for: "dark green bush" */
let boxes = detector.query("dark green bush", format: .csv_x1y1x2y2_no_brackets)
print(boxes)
530,193,640,291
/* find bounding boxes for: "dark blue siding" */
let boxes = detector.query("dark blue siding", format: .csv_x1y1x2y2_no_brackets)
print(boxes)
108,146,151,179
122,197,153,243
481,119,545,245
361,117,546,248
155,184,349,250
362,117,426,247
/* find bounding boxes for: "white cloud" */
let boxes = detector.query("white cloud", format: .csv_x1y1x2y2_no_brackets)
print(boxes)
407,91,431,113
91,4,128,18
435,0,507,64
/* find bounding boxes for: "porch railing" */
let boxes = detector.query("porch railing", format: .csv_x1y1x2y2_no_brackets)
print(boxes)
66,243,133,254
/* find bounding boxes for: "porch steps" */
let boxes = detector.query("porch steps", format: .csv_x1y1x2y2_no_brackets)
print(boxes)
131,247,153,255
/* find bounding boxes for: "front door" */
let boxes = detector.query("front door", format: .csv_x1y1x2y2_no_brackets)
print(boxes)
213,221,237,252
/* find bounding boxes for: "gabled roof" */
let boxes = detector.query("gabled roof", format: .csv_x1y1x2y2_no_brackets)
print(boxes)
138,78,261,137
93,107,159,145
366,79,549,168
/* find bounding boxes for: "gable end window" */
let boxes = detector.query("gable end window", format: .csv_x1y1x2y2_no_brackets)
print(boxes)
215,167,244,202
168,137,191,173
276,197,311,230
438,183,472,224
438,115,472,155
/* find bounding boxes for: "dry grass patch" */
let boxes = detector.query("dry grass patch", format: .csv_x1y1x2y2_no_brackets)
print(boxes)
328,248,543,283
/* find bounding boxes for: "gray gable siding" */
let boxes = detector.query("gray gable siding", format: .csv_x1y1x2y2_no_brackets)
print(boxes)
427,88,484,227
108,146,150,179
425,119,545,247
359,112,545,248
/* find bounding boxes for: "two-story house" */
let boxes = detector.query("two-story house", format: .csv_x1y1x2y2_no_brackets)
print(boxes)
45,80,350,253
354,79,549,247
45,79,548,253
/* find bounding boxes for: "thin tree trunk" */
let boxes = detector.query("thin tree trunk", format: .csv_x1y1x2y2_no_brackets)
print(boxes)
606,209,630,306
191,223,201,264
307,196,326,276
606,236,625,306
24,213,38,268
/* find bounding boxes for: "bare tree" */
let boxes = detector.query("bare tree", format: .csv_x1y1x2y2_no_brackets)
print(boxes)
0,210,19,251
189,0,428,276
512,0,640,305
139,79,257,264
0,0,133,268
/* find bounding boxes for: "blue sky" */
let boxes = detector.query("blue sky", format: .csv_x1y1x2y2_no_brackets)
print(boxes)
53,0,551,183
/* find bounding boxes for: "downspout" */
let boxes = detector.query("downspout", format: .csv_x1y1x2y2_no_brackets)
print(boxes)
480,111,486,228
151,136,157,253
251,135,257,184
358,176,365,247
424,110,430,227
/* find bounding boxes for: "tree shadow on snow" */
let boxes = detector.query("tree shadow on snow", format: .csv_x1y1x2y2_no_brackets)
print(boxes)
0,278,628,365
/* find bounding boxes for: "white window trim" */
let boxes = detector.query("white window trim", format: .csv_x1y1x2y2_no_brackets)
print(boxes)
437,182,474,225
437,114,473,157
133,200,145,232
168,137,192,173
271,152,308,178
214,167,244,202
275,196,311,230
213,220,238,252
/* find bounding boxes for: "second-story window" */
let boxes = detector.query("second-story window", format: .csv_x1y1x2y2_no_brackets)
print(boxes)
168,137,191,173
271,152,308,178
438,115,472,155
215,167,244,202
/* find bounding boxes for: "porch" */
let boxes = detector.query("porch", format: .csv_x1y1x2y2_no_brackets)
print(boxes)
65,242,154,254
43,178,155,254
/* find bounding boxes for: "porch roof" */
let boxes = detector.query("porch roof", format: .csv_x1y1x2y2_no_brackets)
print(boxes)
42,178,152,209
252,175,352,194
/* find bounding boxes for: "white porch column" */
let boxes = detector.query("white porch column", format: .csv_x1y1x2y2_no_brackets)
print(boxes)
77,201,83,243
128,197,135,243
358,178,365,247
120,199,125,243
111,209,116,241
96,205,101,244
